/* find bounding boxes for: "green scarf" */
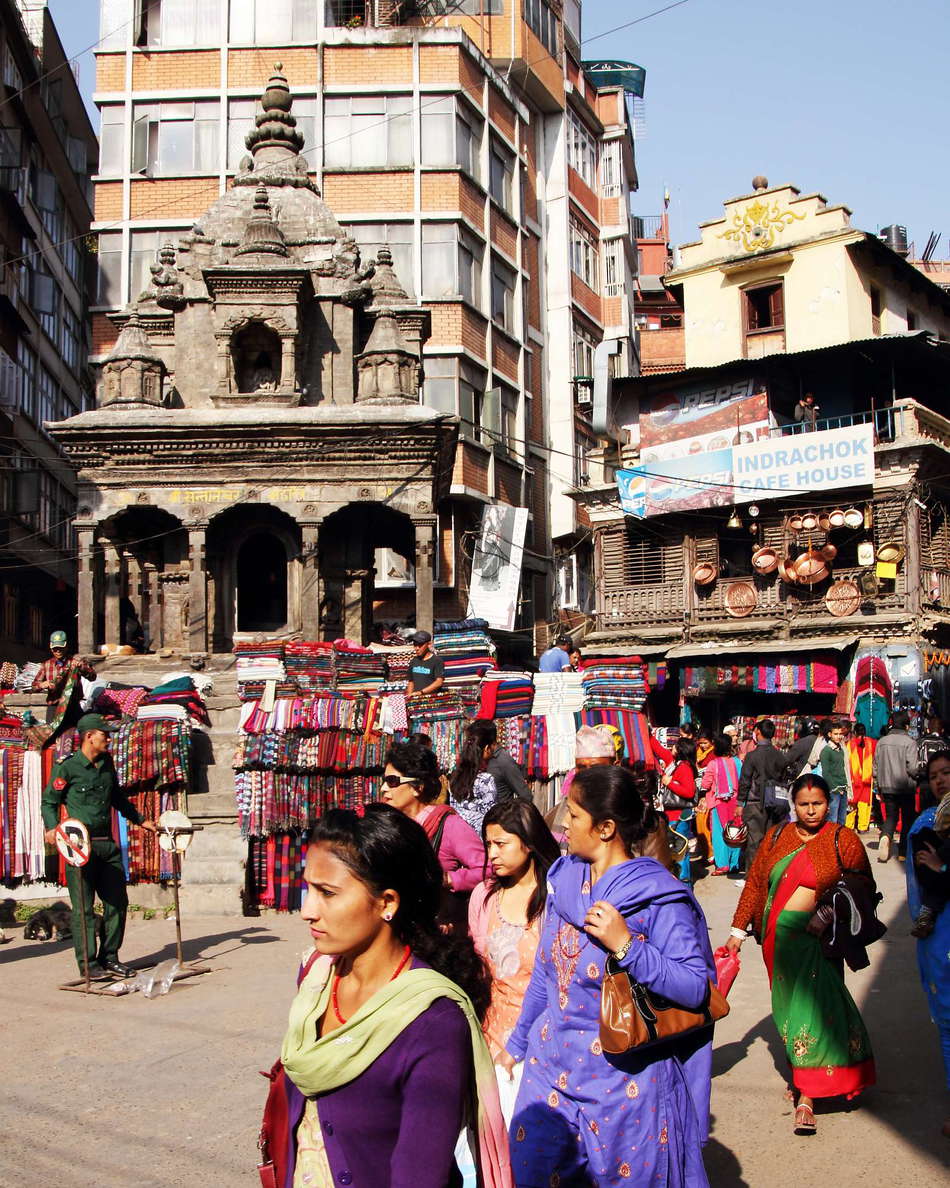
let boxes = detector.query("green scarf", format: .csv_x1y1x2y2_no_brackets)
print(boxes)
281,955,512,1187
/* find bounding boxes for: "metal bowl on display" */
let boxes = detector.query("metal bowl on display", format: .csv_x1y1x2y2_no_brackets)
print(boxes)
876,540,906,565
779,556,799,584
724,581,758,617
751,546,779,574
723,820,748,847
693,562,718,587
825,579,862,617
793,549,830,585
818,512,833,532
801,512,819,531
830,508,848,529
788,513,804,532
843,507,864,529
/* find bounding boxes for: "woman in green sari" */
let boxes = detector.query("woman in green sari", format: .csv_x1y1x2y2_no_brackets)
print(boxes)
725,774,875,1134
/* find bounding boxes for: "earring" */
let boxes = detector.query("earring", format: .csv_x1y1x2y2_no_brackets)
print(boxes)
383,913,393,922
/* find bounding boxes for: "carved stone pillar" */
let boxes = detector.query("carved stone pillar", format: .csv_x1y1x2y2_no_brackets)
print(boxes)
102,541,122,647
76,525,96,655
187,525,208,654
280,336,295,395
343,568,373,644
300,521,321,640
144,562,161,651
413,517,436,636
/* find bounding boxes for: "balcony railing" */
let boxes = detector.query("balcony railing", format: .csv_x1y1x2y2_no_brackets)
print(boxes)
770,406,898,441
631,214,664,240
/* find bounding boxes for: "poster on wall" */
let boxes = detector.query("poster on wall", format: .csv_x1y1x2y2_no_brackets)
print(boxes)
618,423,874,518
639,376,772,462
467,505,529,631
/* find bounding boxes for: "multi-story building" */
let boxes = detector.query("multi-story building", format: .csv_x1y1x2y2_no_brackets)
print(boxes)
0,0,96,659
579,178,950,734
631,206,683,375
89,1,639,653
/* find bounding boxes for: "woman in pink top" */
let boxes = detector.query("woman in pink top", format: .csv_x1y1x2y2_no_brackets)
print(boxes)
699,733,742,874
380,739,485,934
469,799,561,1061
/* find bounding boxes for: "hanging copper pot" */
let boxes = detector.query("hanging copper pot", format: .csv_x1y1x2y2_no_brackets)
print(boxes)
829,508,848,529
801,512,819,531
821,542,838,561
843,506,863,529
793,548,830,585
788,513,804,532
751,546,779,574
818,512,833,532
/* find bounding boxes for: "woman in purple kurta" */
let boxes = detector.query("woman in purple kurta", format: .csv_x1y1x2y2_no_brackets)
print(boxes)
501,765,714,1187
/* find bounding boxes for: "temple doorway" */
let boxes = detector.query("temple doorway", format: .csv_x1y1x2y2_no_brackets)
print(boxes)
237,532,288,631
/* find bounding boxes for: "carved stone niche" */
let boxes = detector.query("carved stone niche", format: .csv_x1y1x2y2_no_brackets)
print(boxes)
211,308,300,408
99,315,167,408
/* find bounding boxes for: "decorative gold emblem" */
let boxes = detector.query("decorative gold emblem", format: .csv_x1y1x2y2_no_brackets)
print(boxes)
557,1072,568,1090
626,1080,640,1099
718,198,805,253
547,1091,560,1108
619,1163,631,1178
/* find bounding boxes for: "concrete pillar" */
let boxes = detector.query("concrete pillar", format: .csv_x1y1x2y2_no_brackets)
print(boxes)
280,336,294,394
413,516,436,635
906,495,922,616
188,524,208,654
76,525,96,655
102,542,122,647
300,521,321,640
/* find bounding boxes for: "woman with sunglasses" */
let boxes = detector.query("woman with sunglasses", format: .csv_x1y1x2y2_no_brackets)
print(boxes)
381,739,486,934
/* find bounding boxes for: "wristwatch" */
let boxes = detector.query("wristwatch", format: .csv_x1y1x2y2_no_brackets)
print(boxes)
613,936,634,962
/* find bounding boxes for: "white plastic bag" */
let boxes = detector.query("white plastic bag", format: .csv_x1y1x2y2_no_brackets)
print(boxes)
130,959,180,998
453,1062,523,1187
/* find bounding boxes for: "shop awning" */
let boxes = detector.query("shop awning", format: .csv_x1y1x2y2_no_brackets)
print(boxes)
585,643,670,658
667,636,858,661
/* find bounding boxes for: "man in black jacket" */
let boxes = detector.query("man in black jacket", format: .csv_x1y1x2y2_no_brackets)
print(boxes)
784,717,824,784
738,719,790,872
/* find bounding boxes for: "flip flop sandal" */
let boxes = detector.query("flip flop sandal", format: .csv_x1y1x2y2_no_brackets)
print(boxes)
794,1105,817,1134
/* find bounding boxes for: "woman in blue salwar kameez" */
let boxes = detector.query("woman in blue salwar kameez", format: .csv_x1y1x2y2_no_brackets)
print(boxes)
500,765,715,1187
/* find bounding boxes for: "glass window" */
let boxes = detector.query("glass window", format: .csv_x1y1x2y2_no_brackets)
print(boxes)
456,0,503,11
570,217,599,289
136,101,220,175
18,342,36,419
99,106,125,176
423,356,486,441
96,231,123,306
62,305,82,374
344,222,415,296
490,256,515,330
100,0,129,49
130,230,162,301
573,322,597,378
325,95,413,168
142,0,221,46
524,0,558,55
421,96,483,181
601,141,620,195
489,138,513,209
421,223,482,303
38,366,58,427
567,110,598,187
230,0,316,41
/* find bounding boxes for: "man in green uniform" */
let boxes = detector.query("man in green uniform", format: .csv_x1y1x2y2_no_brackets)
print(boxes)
41,714,157,979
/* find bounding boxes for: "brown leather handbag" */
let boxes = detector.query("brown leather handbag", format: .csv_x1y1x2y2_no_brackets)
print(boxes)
600,957,730,1055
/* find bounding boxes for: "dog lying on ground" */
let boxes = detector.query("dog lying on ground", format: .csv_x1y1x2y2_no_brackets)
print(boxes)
24,903,105,945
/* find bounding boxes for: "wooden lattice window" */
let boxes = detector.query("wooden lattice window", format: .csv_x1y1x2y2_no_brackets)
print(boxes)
602,526,684,590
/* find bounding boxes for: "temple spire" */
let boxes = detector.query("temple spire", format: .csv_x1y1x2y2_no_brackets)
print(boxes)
244,64,304,162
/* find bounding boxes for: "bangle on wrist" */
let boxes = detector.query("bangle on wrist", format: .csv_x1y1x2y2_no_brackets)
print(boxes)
613,935,633,962
730,927,747,941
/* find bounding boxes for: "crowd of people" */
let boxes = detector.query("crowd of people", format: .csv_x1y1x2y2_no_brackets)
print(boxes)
260,710,950,1186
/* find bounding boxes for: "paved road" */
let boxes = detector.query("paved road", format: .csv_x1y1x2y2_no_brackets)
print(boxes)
1,845,946,1186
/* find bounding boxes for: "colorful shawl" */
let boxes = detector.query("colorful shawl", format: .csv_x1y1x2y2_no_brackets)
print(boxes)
281,956,512,1187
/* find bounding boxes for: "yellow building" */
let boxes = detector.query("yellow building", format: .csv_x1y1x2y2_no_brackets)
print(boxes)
665,177,950,369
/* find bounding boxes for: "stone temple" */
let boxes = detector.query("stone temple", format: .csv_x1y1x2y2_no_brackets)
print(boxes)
51,67,455,658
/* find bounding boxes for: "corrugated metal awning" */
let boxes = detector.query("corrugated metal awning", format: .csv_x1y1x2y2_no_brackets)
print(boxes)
667,636,858,660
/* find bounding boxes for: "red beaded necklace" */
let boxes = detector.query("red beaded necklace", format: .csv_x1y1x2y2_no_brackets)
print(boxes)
331,944,412,1025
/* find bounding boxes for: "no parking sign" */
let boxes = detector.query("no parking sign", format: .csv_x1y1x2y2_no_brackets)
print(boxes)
54,818,91,868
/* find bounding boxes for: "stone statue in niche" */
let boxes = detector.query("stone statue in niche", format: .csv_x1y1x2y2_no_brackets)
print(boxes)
251,352,278,392
231,320,283,394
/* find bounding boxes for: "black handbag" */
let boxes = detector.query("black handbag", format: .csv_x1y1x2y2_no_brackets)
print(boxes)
662,786,694,812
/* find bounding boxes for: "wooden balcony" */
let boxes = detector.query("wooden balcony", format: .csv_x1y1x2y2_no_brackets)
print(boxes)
601,582,684,629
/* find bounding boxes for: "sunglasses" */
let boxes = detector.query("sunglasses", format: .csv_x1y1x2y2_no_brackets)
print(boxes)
381,774,416,789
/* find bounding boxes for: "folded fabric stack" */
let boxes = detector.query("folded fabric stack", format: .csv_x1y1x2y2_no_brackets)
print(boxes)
407,687,465,723
532,672,585,715
137,676,210,725
434,619,497,685
333,640,387,691
478,670,535,719
94,685,149,719
234,643,287,685
579,656,650,712
579,708,654,767
370,645,414,684
284,641,335,691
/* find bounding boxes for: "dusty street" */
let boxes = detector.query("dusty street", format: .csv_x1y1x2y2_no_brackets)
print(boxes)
1,849,946,1187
